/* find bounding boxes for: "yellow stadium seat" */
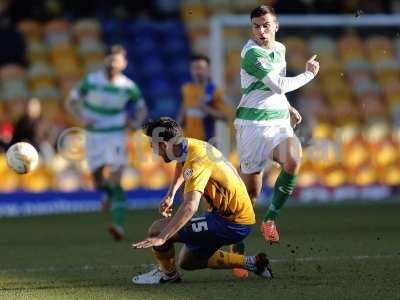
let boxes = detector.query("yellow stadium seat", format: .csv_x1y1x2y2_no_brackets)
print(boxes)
372,140,398,169
180,3,209,22
0,153,10,174
342,140,369,170
20,167,52,192
121,167,140,190
141,168,169,189
297,163,319,188
337,35,364,60
309,139,340,171
283,37,306,53
350,164,377,186
0,171,20,192
320,165,347,188
336,122,360,143
160,160,177,179
312,122,335,139
55,170,81,191
381,165,400,186
362,121,390,144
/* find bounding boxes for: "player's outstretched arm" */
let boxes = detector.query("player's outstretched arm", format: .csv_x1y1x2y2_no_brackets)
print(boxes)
263,55,319,94
160,163,184,217
133,191,201,249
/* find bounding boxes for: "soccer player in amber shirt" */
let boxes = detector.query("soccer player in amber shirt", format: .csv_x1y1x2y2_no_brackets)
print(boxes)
131,117,272,284
178,55,229,141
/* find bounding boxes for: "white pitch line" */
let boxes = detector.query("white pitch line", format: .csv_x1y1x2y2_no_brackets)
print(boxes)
269,254,396,263
0,254,397,274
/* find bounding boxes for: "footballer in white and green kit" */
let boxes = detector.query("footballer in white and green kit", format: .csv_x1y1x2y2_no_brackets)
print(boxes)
234,5,320,245
67,45,147,240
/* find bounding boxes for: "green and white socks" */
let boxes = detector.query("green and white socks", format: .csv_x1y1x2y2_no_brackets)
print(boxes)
103,182,126,229
263,170,297,221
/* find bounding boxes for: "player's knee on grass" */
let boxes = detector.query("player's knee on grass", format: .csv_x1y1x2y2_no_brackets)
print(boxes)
178,247,209,270
178,255,208,270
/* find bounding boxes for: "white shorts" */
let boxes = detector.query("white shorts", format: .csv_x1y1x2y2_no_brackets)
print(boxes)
85,131,128,172
235,123,294,174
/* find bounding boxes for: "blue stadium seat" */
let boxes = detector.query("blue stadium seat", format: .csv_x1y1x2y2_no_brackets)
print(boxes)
162,39,188,57
157,19,186,38
138,58,165,78
125,19,157,38
129,37,158,56
100,17,191,120
152,98,180,118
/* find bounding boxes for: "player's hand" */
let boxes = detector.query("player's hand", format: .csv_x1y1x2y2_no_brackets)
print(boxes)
289,106,302,129
132,237,166,249
159,195,173,217
306,54,319,76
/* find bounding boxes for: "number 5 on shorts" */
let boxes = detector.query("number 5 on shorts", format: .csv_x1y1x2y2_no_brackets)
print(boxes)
192,220,208,232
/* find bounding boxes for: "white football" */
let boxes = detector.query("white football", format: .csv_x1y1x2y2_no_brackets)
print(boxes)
6,142,39,174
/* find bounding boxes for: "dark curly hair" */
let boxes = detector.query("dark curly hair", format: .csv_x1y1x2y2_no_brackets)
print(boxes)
250,5,276,19
143,117,183,142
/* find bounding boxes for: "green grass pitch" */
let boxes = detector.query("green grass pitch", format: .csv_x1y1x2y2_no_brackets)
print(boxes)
1,202,400,299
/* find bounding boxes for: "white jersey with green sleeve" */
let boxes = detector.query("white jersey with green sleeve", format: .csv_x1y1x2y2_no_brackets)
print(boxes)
70,70,144,132
235,39,290,127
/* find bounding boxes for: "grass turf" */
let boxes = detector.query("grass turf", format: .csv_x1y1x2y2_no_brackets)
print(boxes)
1,202,400,299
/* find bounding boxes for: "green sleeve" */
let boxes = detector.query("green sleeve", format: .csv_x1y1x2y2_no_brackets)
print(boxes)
78,76,90,95
241,48,273,79
128,84,142,103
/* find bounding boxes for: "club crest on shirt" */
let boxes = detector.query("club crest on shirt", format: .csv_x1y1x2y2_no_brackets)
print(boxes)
183,168,193,180
255,58,268,70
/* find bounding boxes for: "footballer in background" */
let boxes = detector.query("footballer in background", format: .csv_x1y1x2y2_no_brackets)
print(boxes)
178,54,230,142
66,45,147,240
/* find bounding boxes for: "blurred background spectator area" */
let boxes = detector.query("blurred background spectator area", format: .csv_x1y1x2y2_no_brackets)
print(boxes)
0,0,399,192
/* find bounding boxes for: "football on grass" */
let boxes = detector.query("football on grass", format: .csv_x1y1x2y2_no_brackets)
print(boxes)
6,142,39,174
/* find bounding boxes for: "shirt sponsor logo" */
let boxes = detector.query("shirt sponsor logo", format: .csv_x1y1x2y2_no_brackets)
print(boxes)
183,168,193,180
255,58,268,70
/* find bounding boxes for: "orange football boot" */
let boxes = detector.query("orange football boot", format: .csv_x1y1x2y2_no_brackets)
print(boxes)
108,224,124,241
261,220,279,243
233,268,249,279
